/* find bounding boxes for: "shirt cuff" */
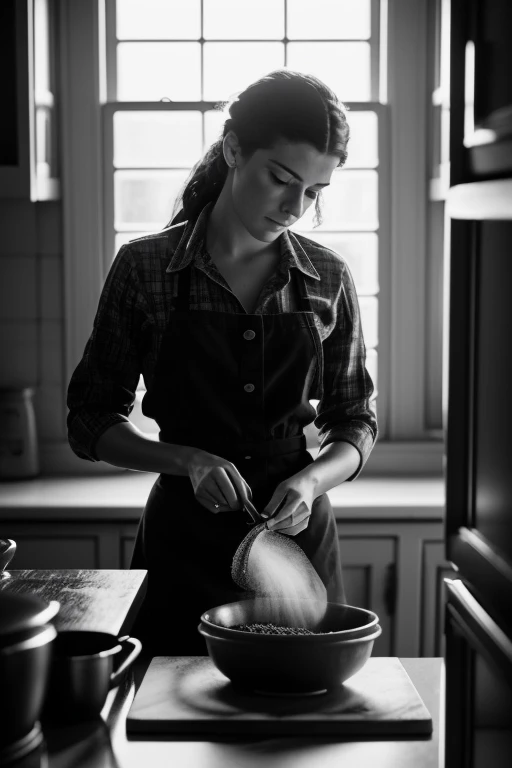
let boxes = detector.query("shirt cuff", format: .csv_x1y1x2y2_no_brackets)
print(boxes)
68,411,130,462
318,421,377,481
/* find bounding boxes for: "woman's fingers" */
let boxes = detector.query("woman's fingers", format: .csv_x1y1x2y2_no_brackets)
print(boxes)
224,467,254,509
190,455,254,514
267,497,311,533
195,489,223,513
277,518,310,537
213,469,239,510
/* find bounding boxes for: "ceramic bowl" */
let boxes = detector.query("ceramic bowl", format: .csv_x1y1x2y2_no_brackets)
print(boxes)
198,598,382,694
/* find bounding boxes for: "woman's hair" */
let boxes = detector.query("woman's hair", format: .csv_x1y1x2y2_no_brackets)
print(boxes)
168,69,350,227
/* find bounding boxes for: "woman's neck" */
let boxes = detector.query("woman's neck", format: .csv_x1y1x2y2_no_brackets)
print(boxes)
206,189,276,263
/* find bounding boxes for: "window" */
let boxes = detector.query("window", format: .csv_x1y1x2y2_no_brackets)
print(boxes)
102,0,386,438
61,0,443,474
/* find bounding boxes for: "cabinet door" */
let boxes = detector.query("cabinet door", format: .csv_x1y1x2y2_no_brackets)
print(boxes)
0,524,127,569
337,536,396,656
421,540,455,656
121,535,137,568
0,526,100,569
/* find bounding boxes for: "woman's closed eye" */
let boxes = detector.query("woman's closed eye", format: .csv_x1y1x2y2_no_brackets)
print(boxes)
269,171,318,200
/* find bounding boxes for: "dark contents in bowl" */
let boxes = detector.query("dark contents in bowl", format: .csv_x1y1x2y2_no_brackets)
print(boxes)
232,622,317,635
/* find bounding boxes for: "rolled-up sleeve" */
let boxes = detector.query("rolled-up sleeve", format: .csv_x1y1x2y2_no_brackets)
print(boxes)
67,245,150,461
314,259,378,481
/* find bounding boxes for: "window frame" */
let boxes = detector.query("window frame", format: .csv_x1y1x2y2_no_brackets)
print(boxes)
59,0,443,475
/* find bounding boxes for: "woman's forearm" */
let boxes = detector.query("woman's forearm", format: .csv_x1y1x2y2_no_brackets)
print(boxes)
95,421,197,475
296,440,361,498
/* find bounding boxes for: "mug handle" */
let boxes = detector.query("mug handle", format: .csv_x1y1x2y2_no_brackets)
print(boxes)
109,636,142,689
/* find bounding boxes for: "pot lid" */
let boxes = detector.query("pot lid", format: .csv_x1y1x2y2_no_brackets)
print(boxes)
0,590,60,638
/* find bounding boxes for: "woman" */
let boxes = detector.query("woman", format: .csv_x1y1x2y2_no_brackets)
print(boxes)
67,69,378,656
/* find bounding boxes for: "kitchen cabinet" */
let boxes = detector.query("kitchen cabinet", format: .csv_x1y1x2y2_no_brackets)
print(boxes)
337,520,449,657
0,522,138,569
0,474,446,658
0,518,446,656
121,531,138,569
337,536,395,656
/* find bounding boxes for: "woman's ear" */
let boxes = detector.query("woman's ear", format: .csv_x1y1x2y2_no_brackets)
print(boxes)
223,130,241,169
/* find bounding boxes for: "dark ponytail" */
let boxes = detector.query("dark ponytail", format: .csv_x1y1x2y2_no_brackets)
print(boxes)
168,69,350,227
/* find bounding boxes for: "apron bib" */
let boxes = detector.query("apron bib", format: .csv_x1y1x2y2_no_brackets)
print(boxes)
131,259,345,655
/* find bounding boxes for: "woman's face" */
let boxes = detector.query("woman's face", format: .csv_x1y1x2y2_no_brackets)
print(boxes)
226,135,339,243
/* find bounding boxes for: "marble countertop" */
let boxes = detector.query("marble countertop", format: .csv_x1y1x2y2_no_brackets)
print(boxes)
0,473,444,521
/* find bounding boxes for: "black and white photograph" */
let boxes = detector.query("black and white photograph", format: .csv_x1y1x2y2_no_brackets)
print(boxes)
1,0,511,766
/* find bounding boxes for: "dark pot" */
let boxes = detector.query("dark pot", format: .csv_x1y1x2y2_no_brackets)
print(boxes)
0,589,59,646
43,631,142,722
0,622,56,748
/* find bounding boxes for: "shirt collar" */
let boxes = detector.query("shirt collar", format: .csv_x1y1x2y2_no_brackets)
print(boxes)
166,201,320,281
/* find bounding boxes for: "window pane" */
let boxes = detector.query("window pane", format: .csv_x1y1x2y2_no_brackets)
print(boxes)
287,0,371,40
203,43,285,100
291,170,378,231
287,42,370,101
204,109,228,148
117,43,201,101
204,0,284,39
359,296,378,349
114,111,202,168
305,233,378,296
116,0,201,40
114,169,190,230
345,112,378,169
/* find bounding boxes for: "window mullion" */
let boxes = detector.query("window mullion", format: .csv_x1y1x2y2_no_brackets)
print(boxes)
104,0,117,101
370,0,381,101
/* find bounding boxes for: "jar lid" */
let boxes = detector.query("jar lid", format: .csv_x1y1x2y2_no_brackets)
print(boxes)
0,590,59,640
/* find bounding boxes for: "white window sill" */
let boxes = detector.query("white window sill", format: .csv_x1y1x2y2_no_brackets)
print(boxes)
0,473,444,522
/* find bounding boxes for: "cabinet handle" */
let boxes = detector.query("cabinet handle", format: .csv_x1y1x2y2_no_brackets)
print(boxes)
445,578,512,683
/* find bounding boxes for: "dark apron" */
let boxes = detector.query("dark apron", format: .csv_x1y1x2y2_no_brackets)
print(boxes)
130,260,345,656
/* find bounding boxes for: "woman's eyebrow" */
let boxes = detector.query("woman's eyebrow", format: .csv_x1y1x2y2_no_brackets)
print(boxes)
268,159,331,188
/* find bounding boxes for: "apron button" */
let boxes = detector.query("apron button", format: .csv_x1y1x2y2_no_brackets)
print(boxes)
243,330,256,340
244,383,255,393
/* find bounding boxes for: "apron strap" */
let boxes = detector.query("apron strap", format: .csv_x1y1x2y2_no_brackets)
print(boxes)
175,263,192,312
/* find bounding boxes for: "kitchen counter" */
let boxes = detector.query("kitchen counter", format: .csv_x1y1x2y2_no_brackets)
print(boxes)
38,657,444,768
0,472,444,521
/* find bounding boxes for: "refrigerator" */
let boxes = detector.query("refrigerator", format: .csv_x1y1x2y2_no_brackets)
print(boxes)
443,0,512,765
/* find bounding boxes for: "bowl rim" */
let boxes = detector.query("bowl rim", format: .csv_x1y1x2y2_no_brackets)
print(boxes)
200,598,379,638
198,623,383,644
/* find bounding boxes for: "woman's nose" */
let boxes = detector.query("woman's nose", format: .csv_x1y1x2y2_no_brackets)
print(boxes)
281,189,305,221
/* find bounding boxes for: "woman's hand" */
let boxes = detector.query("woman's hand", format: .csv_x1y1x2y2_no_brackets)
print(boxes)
187,449,253,514
262,475,316,536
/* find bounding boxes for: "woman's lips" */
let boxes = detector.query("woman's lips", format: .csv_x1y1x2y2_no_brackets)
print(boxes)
265,217,287,228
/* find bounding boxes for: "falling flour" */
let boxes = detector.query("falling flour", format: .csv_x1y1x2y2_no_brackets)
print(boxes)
231,523,328,628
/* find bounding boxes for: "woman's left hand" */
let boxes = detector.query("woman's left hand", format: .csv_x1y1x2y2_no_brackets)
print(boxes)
262,476,316,536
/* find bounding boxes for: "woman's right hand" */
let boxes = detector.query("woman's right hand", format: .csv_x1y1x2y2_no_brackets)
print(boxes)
187,449,253,514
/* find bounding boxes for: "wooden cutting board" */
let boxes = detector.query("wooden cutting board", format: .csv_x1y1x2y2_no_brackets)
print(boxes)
127,656,433,737
0,569,147,637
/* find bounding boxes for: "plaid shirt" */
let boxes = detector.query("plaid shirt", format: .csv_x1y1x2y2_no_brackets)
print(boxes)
67,202,377,479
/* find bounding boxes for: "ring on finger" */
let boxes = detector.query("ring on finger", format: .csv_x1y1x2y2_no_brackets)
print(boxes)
213,501,221,510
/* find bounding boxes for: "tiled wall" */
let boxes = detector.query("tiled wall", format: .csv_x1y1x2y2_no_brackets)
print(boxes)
0,199,66,448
